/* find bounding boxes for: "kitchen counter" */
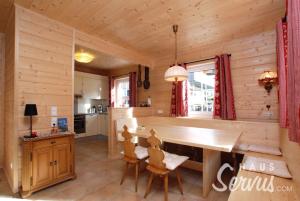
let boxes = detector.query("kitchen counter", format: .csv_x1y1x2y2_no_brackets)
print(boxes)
75,112,108,116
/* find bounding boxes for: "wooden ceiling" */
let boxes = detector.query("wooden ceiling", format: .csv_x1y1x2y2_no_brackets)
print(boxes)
4,0,285,60
75,45,136,69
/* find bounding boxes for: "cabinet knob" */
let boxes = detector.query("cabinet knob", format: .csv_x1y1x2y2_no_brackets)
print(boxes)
54,160,57,165
51,141,56,144
50,161,53,166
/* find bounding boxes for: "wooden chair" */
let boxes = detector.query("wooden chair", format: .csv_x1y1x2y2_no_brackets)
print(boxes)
120,125,148,192
144,129,189,201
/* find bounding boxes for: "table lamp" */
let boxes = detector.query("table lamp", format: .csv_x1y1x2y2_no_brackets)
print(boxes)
24,104,38,138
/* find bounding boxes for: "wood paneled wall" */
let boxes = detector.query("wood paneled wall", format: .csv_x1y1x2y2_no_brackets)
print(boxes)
0,33,4,168
16,6,74,136
140,30,278,121
280,129,300,199
75,30,153,67
2,6,75,192
4,8,17,191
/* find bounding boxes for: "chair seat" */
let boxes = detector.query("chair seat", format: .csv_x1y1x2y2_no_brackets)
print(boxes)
121,145,148,160
135,146,149,159
146,151,188,171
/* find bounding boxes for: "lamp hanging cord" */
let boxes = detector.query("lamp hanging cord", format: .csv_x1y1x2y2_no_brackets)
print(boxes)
173,24,178,65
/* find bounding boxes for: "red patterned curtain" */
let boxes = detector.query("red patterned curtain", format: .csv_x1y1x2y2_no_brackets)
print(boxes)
213,54,236,120
286,0,300,143
277,20,288,128
129,72,137,107
109,76,115,107
170,64,188,117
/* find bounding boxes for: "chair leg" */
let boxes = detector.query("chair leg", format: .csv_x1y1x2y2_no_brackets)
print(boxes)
164,174,168,201
175,169,183,195
135,162,139,192
120,162,129,185
144,173,154,198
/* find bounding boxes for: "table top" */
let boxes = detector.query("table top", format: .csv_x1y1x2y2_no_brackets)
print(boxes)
127,125,241,152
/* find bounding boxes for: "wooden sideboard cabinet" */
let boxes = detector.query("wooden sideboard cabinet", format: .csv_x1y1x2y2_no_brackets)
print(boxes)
20,134,76,198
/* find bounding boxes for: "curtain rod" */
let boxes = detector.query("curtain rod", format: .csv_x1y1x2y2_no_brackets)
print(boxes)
184,54,231,65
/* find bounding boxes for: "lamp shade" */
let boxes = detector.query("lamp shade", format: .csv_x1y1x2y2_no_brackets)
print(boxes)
164,65,188,82
24,104,38,116
258,71,278,84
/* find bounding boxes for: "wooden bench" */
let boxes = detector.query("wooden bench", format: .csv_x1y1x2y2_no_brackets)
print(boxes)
228,152,298,201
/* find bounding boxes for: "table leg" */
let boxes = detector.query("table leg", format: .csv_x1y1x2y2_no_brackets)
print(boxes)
202,149,221,197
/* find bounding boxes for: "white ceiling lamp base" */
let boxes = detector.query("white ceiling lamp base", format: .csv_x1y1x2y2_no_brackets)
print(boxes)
164,25,188,82
75,51,95,63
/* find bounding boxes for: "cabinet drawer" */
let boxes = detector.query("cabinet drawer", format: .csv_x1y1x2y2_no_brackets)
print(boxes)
33,137,70,149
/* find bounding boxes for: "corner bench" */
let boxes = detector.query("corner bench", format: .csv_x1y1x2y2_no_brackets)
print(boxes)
228,152,298,201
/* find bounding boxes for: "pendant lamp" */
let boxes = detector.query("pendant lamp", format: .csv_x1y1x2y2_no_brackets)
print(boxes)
164,25,188,82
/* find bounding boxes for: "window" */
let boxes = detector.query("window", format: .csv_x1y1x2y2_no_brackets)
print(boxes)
115,77,130,108
187,61,215,117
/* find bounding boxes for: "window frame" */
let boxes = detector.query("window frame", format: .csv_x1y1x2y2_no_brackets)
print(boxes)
186,61,216,118
114,76,130,108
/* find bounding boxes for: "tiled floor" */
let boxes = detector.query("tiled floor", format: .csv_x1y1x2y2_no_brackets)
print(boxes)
0,135,230,201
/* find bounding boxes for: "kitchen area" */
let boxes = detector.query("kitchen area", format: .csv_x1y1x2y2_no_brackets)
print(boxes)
74,71,109,138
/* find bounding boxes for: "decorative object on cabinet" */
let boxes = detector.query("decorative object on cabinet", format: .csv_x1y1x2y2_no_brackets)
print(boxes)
164,25,188,82
24,104,38,138
75,51,94,63
137,64,142,88
258,71,278,94
58,118,68,132
51,123,59,134
143,67,150,89
20,133,76,198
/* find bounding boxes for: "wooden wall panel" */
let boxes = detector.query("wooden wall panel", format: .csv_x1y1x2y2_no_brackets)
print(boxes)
0,33,4,168
11,6,74,190
16,6,74,135
143,30,279,121
280,129,300,200
75,30,153,67
4,7,17,192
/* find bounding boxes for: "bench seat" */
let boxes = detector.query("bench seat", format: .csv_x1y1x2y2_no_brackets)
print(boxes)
228,152,298,201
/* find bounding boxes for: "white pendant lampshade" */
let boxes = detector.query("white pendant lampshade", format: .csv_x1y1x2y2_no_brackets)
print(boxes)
164,65,188,82
164,24,188,82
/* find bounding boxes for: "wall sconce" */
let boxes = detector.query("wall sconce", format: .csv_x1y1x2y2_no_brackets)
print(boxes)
258,71,278,94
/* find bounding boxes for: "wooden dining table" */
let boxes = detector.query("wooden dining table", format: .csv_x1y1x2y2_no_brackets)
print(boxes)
126,124,242,197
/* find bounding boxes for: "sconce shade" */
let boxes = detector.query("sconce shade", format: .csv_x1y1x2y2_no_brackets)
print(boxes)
164,65,188,82
24,104,38,116
258,71,278,94
258,71,278,84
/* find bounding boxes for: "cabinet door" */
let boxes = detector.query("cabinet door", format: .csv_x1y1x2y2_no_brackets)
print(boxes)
74,73,83,95
83,77,100,99
99,78,109,99
32,146,53,189
86,114,99,135
53,144,71,180
98,115,108,136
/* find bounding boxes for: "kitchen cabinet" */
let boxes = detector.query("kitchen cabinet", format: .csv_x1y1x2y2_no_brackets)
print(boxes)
83,77,100,99
21,134,75,198
97,114,108,136
99,77,109,100
74,71,109,100
86,114,98,136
